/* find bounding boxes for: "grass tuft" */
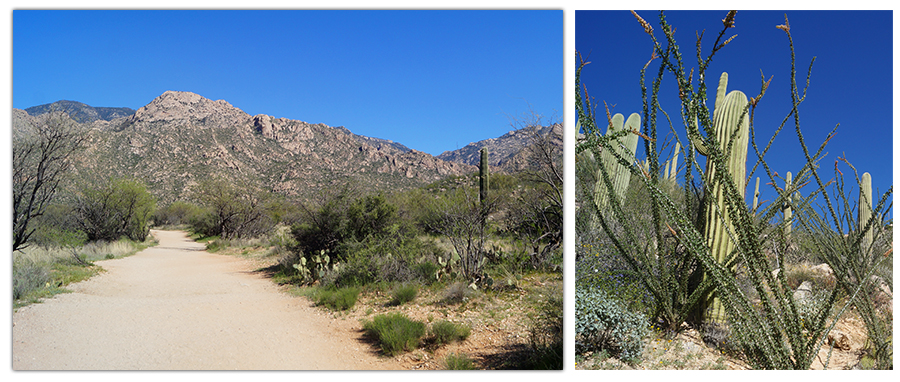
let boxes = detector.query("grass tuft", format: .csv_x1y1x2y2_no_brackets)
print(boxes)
443,353,477,370
363,312,426,356
429,320,471,345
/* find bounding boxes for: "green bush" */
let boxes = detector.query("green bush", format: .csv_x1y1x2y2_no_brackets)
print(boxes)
12,259,51,300
74,177,156,242
314,286,360,311
429,320,471,345
391,283,418,305
443,353,477,370
575,287,649,364
363,313,426,356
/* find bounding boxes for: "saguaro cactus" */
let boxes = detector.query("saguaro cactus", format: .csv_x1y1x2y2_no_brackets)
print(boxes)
479,147,489,208
594,112,641,212
669,141,681,181
783,172,793,236
690,72,751,325
859,172,873,255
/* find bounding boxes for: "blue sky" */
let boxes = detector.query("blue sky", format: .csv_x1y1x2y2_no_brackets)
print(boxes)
576,10,893,219
12,10,562,156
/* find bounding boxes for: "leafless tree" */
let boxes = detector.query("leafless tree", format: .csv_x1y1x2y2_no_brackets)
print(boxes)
12,110,86,251
509,112,563,269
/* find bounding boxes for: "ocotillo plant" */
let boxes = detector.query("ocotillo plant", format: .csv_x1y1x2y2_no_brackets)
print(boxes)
687,72,751,325
752,177,761,211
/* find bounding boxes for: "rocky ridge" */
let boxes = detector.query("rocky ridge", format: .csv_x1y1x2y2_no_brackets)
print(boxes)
436,123,563,173
15,91,476,203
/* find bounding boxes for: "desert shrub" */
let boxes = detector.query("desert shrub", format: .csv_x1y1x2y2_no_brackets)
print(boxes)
429,320,471,345
314,286,360,311
363,313,426,356
390,283,418,305
192,177,274,239
441,281,474,304
443,353,477,370
12,259,51,300
524,287,564,369
74,177,156,242
412,260,441,284
154,200,204,227
576,287,649,364
28,204,87,248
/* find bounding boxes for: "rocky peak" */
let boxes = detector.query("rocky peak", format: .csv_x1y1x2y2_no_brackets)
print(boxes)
129,91,250,126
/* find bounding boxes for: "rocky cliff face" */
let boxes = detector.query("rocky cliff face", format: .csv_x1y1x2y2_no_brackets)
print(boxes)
15,91,476,203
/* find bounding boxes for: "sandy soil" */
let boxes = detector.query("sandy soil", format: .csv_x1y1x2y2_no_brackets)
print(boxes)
12,230,405,370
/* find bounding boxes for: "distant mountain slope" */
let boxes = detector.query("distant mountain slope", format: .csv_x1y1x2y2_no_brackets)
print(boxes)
25,100,136,123
14,91,475,204
436,124,563,173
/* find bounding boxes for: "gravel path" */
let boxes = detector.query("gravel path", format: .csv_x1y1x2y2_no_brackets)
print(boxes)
12,230,402,370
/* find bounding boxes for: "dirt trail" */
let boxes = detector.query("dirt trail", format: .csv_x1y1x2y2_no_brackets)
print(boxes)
12,230,403,370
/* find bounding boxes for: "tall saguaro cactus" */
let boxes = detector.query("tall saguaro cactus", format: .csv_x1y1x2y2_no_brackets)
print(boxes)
783,172,793,237
690,72,751,325
594,112,641,213
479,147,489,208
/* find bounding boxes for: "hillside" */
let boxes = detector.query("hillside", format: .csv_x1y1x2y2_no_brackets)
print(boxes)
14,91,476,204
436,123,563,173
25,100,136,124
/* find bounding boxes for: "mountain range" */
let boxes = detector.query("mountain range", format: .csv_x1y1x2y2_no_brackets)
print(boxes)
15,92,561,204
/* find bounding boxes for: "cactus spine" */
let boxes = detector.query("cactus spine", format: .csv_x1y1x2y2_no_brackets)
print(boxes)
692,72,751,325
479,147,489,207
859,172,873,255
594,112,641,212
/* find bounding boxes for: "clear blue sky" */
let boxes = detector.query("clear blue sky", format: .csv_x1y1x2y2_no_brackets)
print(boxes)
13,10,562,156
576,10,893,218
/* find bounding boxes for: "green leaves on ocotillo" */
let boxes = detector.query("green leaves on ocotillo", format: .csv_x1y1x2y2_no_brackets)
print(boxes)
783,172,793,236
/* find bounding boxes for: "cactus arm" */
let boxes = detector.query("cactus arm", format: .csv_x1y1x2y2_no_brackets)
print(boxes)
714,72,729,112
859,172,873,254
593,113,641,212
669,141,681,180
